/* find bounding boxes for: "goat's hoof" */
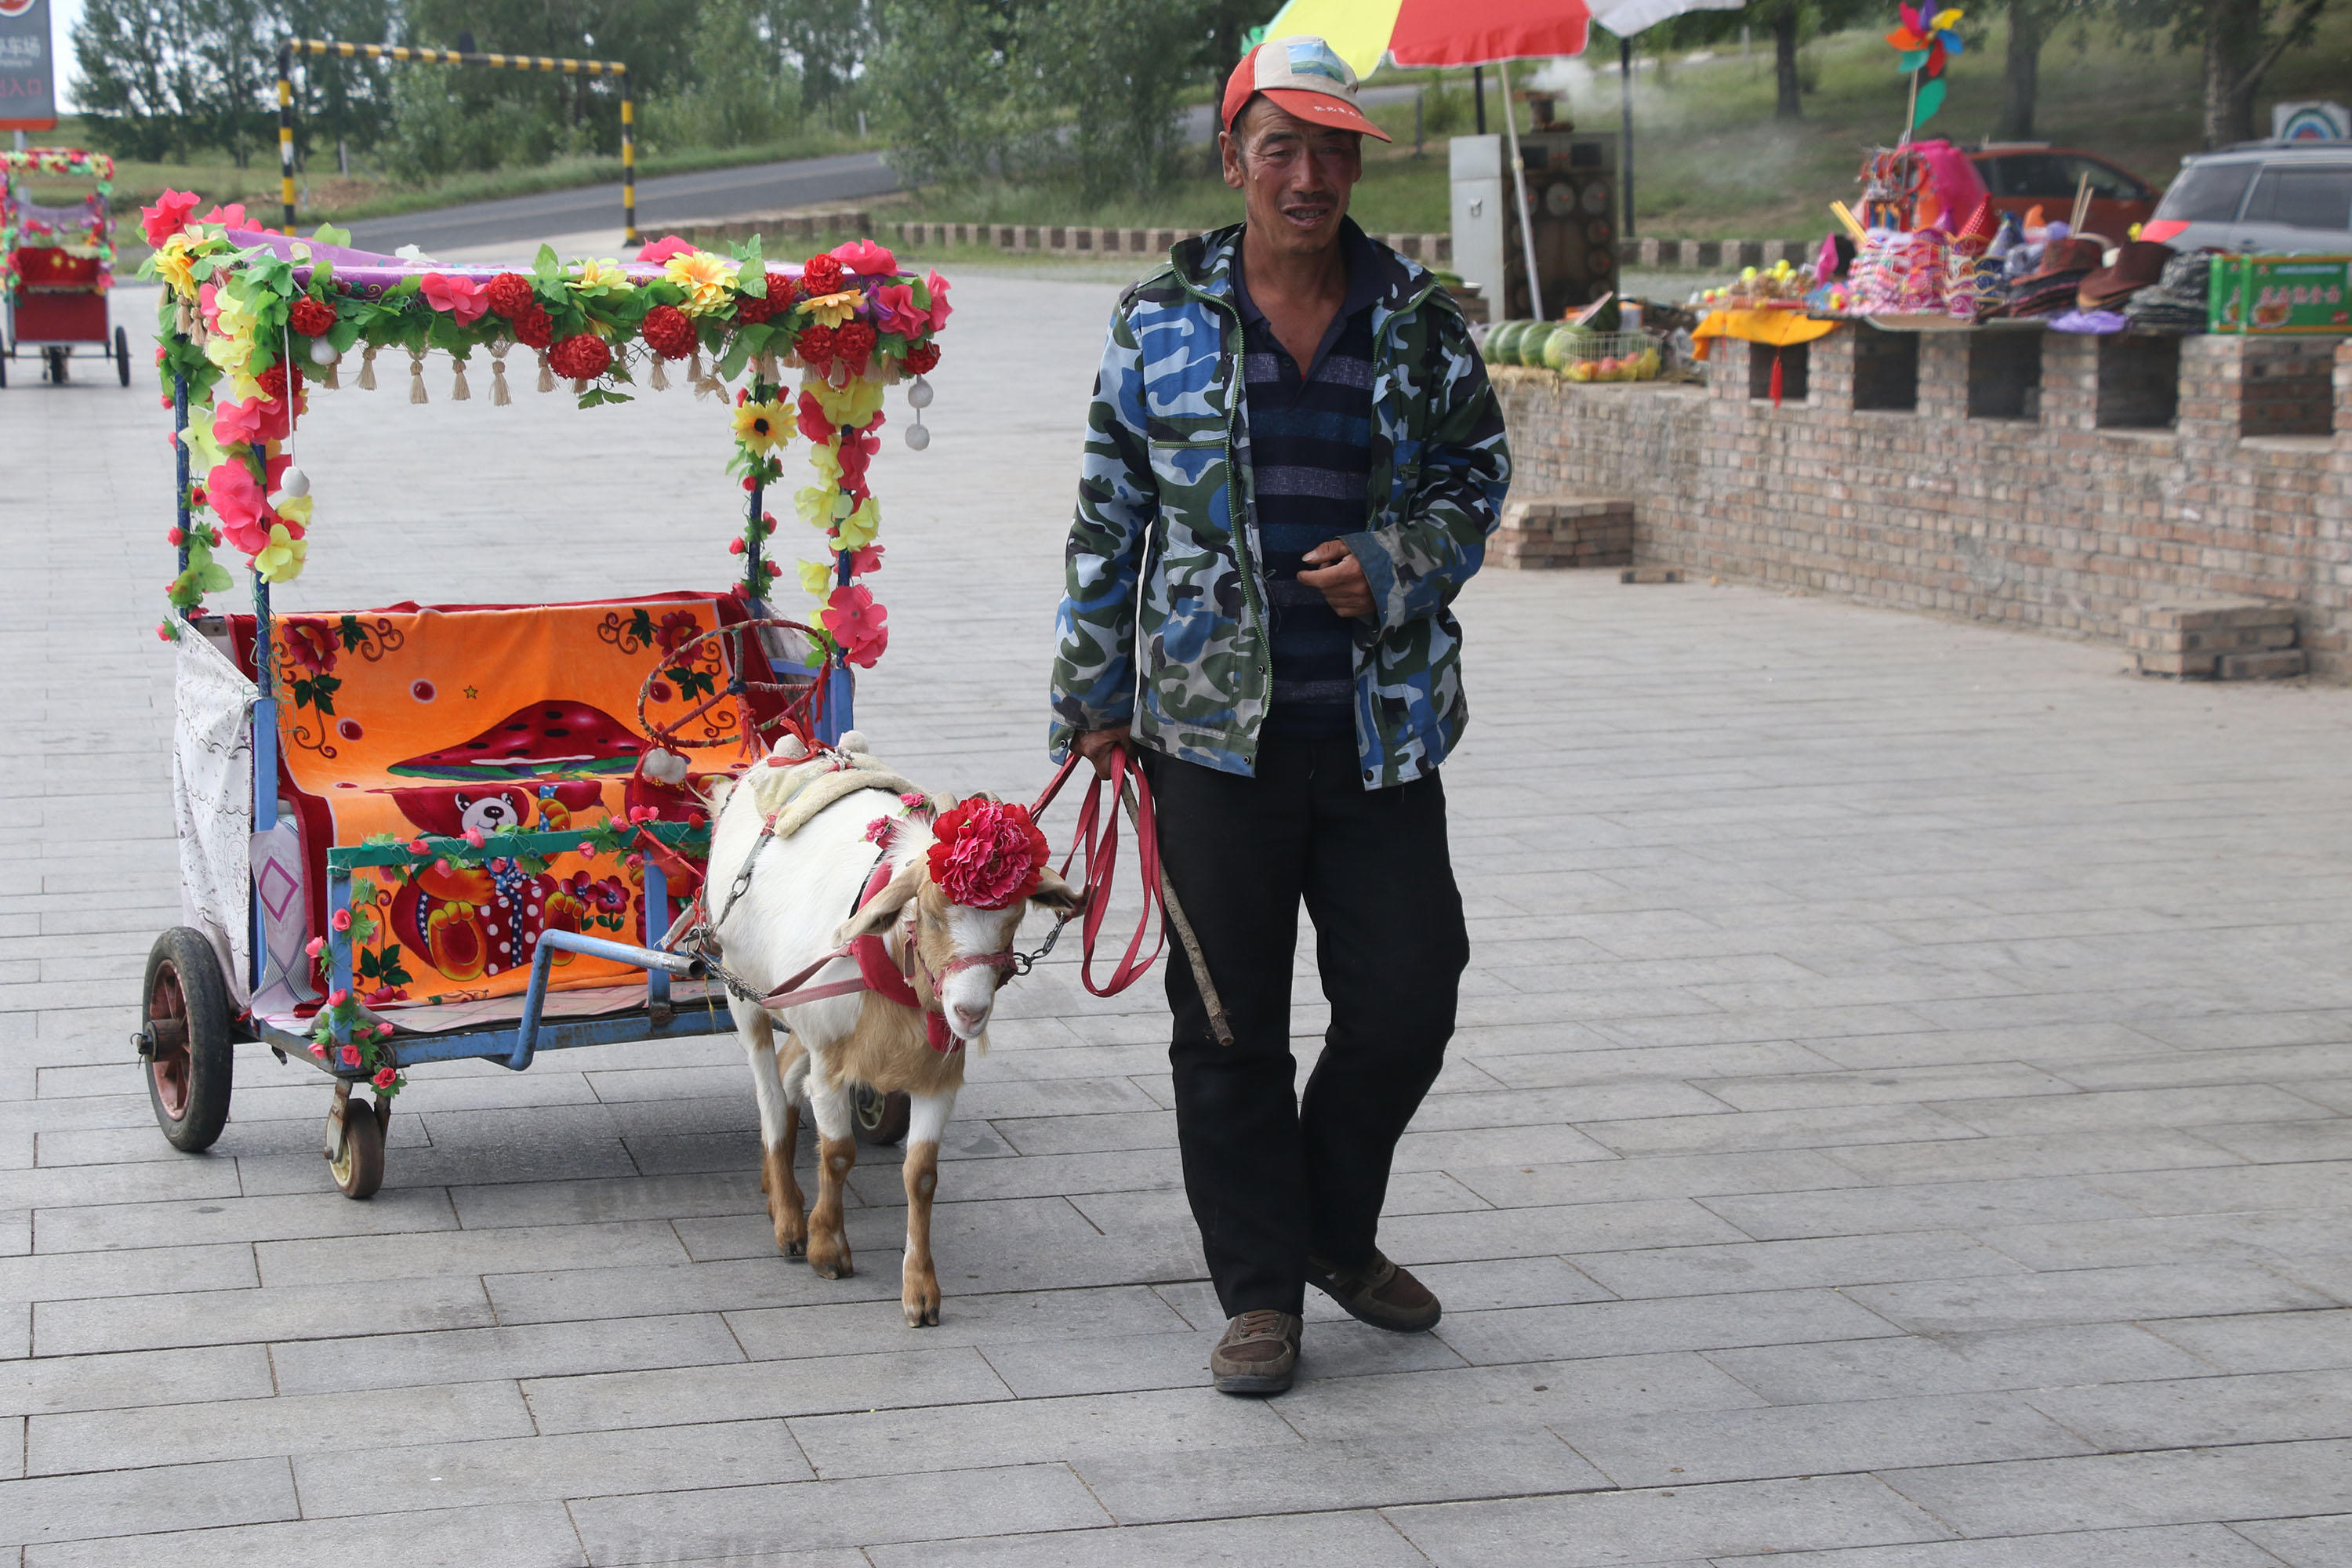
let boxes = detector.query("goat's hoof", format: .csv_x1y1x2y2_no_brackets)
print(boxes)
809,1241,852,1279
782,1235,807,1258
904,1292,941,1327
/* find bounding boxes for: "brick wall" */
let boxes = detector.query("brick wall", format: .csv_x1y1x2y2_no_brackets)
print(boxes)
1492,332,2352,678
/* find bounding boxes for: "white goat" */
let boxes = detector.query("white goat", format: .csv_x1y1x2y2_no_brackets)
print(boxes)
702,741,1079,1327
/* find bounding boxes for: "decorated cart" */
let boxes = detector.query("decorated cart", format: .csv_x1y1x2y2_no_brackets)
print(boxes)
136,199,950,1195
2,147,132,386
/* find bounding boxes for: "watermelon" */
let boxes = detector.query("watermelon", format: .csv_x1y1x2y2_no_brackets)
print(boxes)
1540,328,1576,372
1483,321,1527,364
1516,322,1558,368
387,700,648,780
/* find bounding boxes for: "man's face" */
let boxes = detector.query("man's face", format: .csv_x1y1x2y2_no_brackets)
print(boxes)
1220,99,1363,258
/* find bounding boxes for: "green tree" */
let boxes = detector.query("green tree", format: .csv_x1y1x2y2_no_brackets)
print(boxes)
644,0,801,150
1023,0,1204,200
868,0,1041,186
764,0,872,117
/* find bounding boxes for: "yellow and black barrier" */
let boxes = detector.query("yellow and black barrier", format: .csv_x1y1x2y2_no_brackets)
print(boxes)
276,39,637,245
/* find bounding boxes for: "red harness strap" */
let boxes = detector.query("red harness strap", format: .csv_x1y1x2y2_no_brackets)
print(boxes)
760,855,962,1054
1031,748,1165,997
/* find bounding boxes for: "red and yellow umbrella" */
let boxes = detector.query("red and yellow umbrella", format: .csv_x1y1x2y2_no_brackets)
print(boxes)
1261,0,1592,76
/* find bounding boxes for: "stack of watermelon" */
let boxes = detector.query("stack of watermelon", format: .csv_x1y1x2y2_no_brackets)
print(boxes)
1480,320,1662,382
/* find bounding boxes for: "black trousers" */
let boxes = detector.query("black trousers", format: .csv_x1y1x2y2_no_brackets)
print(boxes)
1147,733,1468,1317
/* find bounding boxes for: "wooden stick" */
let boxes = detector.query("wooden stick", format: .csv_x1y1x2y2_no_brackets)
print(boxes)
1831,201,1868,243
2070,171,2092,234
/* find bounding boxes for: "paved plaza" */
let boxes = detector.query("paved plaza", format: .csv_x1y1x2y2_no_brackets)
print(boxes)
5,254,2352,1566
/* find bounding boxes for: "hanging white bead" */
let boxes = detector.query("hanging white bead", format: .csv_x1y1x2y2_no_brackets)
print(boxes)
276,466,310,499
307,337,339,367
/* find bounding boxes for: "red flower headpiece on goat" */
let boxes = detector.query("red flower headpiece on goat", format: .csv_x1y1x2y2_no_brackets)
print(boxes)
927,799,1049,910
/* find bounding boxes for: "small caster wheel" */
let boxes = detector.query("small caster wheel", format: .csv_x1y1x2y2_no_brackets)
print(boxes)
326,1088,386,1199
114,325,131,387
140,927,234,1152
852,1083,910,1145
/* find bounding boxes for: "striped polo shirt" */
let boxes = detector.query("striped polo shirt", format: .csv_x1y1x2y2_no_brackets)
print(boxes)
1234,227,1382,742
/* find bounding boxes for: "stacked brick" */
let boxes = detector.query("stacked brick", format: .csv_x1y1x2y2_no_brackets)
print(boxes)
2125,601,2305,679
1493,497,1635,569
889,222,1450,263
1487,330,2352,681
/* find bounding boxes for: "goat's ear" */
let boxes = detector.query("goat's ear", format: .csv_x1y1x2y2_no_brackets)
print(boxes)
835,862,924,945
1028,866,1083,916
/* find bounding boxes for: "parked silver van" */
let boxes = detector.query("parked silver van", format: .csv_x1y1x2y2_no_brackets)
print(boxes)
2143,143,2352,253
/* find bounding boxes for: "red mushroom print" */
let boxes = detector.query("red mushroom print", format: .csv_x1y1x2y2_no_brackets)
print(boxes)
387,701,648,780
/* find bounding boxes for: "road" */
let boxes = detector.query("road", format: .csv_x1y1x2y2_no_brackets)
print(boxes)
342,85,1428,254
343,150,899,254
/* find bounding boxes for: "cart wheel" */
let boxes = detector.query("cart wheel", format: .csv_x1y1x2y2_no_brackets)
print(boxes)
852,1084,910,1145
1,347,8,387
327,1094,386,1199
114,326,130,387
45,347,66,385
140,928,234,1152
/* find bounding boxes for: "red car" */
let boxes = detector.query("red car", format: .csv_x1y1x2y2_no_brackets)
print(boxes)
1969,144,2159,240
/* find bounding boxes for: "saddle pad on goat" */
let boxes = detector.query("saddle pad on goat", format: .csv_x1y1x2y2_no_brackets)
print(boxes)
742,752,938,841
232,591,797,1011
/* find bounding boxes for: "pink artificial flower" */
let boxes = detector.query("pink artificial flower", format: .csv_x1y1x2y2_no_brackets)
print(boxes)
830,238,898,277
923,271,953,333
212,396,285,447
339,1044,362,1068
420,272,488,325
196,202,248,231
850,543,884,575
899,791,927,808
637,234,695,264
326,989,350,1007
863,815,894,846
464,827,486,848
408,838,429,853
376,1024,396,1040
141,190,201,245
309,1042,325,1058
925,799,1049,910
871,281,927,338
372,1066,397,1088
205,460,267,529
578,841,594,856
330,909,352,931
305,935,325,957
822,583,888,670
835,425,880,495
198,282,221,334
796,390,837,445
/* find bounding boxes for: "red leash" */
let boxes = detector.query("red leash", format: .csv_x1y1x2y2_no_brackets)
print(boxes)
1031,749,1165,997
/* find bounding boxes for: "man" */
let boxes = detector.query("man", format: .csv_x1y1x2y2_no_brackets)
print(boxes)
1047,35,1510,1397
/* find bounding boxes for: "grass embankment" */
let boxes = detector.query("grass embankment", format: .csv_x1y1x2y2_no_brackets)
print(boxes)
894,12,2352,241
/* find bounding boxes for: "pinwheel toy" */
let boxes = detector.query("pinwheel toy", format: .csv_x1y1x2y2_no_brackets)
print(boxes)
1887,5,1964,136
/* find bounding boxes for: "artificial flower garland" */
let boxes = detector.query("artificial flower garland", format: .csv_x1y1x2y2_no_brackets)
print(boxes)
140,201,950,682
0,148,116,301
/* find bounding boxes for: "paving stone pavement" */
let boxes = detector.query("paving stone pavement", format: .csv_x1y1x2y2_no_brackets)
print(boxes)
4,242,2352,1564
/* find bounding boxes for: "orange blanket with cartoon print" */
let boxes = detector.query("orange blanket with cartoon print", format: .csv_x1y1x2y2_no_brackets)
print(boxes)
252,594,771,1010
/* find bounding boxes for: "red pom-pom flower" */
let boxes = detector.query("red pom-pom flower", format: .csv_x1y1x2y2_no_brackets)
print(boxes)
903,341,941,375
926,800,1048,911
484,272,535,318
795,322,839,371
800,254,846,297
287,296,337,337
641,303,696,360
513,303,555,349
835,321,877,376
547,333,612,380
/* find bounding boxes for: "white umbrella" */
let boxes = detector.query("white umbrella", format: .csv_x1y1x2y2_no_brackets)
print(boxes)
1587,0,1745,241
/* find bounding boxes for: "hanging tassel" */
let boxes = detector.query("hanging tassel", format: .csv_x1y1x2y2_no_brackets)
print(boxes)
572,377,590,397
648,356,669,392
451,360,471,401
537,349,555,394
1769,351,1785,409
688,347,704,384
174,299,193,338
491,361,510,406
408,349,429,405
358,343,378,391
322,356,339,391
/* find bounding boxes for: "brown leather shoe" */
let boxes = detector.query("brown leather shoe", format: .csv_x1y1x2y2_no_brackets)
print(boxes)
1307,1250,1442,1332
1210,1309,1301,1396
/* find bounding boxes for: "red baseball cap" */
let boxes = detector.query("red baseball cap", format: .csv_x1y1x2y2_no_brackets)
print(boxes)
1221,35,1392,143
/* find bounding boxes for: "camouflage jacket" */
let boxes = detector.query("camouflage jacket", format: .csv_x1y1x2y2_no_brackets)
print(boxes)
1047,221,1512,789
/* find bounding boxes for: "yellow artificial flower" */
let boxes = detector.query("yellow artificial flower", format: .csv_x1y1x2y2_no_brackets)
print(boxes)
793,483,847,529
803,373,884,429
153,236,198,299
732,400,789,454
570,258,627,291
796,559,835,597
204,332,252,377
275,495,314,529
805,441,844,488
664,250,742,317
254,523,308,583
798,289,864,328
835,496,880,553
